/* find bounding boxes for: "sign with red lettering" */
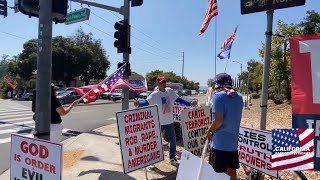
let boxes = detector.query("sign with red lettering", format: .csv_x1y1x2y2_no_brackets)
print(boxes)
238,127,278,178
173,104,190,122
181,106,211,157
116,105,164,174
10,134,62,180
290,33,320,170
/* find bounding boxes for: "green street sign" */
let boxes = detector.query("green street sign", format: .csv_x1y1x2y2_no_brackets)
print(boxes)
65,8,90,25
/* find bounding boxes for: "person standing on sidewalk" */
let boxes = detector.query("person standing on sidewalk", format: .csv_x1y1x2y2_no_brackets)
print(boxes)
134,75,197,166
32,84,79,143
206,73,243,180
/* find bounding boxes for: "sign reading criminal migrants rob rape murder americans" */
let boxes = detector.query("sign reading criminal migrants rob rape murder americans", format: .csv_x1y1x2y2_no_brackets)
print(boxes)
10,134,62,180
181,106,211,157
238,127,278,178
116,105,164,174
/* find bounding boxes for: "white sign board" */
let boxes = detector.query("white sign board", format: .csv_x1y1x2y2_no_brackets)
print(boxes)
173,104,190,122
10,134,62,180
238,127,278,178
181,106,211,157
116,105,164,174
177,149,230,180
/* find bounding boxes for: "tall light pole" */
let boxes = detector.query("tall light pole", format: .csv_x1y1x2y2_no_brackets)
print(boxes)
232,61,242,92
182,51,184,79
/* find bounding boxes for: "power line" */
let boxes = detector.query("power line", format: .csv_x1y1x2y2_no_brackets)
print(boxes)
0,31,28,40
132,45,170,59
83,22,113,38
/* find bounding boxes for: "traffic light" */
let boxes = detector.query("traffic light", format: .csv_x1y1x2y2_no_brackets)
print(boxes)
114,20,130,54
118,62,131,76
131,0,143,7
17,0,68,23
0,0,7,18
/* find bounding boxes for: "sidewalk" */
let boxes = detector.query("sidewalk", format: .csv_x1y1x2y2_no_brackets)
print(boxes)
0,124,178,180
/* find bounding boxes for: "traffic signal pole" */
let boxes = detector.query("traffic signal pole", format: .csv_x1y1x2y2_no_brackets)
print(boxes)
122,0,130,110
34,0,53,140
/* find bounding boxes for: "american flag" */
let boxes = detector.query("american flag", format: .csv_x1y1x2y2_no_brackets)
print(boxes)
221,26,238,49
110,79,147,93
199,0,218,35
271,128,314,171
74,64,126,103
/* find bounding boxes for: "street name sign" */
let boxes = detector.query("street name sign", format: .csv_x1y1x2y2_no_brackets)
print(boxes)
241,0,306,14
65,8,90,25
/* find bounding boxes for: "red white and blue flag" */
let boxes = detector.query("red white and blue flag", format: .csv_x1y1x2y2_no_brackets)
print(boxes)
218,26,238,59
271,128,314,171
110,79,147,93
199,0,218,35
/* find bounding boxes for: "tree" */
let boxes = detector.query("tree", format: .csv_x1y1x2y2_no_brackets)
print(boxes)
299,10,320,35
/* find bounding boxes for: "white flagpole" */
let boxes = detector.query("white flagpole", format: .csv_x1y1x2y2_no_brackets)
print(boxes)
214,16,218,78
196,139,209,180
78,63,127,102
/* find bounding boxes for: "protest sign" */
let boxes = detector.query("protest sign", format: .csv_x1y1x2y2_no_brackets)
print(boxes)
176,149,229,180
290,33,320,170
173,104,190,123
116,105,164,174
181,106,211,157
238,127,278,178
10,134,62,180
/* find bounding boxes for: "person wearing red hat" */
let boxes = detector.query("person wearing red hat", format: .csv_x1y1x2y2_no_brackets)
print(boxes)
206,73,243,180
134,75,197,167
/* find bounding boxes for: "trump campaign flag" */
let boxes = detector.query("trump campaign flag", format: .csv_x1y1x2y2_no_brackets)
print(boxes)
74,63,126,103
271,128,314,171
198,0,218,35
218,26,238,59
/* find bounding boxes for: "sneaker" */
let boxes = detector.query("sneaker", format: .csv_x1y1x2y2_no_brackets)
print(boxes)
170,158,179,166
148,165,156,170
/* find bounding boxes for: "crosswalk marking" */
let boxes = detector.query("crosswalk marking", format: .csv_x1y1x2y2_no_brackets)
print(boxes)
0,113,34,121
0,134,34,144
0,120,34,128
0,126,35,135
0,110,32,116
0,116,32,123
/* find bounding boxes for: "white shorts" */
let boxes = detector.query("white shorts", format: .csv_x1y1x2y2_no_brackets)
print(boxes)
50,123,63,143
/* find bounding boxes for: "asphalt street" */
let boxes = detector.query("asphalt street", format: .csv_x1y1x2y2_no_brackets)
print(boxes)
0,94,206,174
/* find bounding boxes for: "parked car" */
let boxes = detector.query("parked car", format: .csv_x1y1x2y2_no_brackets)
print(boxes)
111,89,139,101
101,90,112,100
56,87,74,96
182,89,191,96
139,91,153,99
56,90,96,105
191,90,198,95
22,92,33,101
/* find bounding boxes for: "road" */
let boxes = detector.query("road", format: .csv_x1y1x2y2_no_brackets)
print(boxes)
0,94,206,174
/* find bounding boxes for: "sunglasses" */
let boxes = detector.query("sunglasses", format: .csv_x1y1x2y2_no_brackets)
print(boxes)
158,81,166,84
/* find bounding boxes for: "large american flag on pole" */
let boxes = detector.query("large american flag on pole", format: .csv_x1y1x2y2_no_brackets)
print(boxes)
198,0,218,35
271,128,314,171
221,25,238,49
110,79,147,93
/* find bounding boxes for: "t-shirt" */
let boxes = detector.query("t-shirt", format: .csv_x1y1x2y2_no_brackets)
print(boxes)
51,97,62,124
211,90,243,151
146,88,179,125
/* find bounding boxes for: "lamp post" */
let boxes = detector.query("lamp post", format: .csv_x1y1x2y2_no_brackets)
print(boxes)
232,61,243,92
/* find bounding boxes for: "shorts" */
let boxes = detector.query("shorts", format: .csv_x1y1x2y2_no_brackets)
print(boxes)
50,123,63,143
209,148,240,173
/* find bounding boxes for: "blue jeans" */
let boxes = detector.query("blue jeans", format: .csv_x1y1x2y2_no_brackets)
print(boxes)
161,123,176,159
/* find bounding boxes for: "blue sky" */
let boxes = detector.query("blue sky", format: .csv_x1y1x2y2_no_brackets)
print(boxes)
0,0,318,86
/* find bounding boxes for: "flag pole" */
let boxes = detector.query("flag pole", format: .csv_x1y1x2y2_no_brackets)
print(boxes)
78,63,127,102
214,16,218,78
224,59,229,73
196,139,209,180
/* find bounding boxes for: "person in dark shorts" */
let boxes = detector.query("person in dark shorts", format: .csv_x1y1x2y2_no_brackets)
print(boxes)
206,73,243,180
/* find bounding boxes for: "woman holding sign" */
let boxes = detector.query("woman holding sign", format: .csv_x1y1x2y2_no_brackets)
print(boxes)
134,75,197,167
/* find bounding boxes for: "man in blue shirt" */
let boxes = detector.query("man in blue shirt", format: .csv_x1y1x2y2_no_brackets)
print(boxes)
206,73,243,180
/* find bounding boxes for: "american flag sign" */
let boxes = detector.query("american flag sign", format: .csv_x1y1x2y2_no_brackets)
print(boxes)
110,79,147,93
199,0,218,35
271,128,314,171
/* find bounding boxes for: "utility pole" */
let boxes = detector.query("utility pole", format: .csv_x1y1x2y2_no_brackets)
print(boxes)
122,0,130,110
34,0,53,140
232,61,243,92
182,52,184,79
260,9,274,131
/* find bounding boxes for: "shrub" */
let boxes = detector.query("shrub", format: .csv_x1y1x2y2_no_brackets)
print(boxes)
251,93,260,99
271,94,286,105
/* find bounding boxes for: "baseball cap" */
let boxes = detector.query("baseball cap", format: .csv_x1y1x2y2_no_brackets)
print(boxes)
156,75,167,83
214,73,233,87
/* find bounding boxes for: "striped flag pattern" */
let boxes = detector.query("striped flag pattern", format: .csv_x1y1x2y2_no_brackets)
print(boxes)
110,79,147,93
221,26,238,49
199,0,218,35
271,128,314,171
